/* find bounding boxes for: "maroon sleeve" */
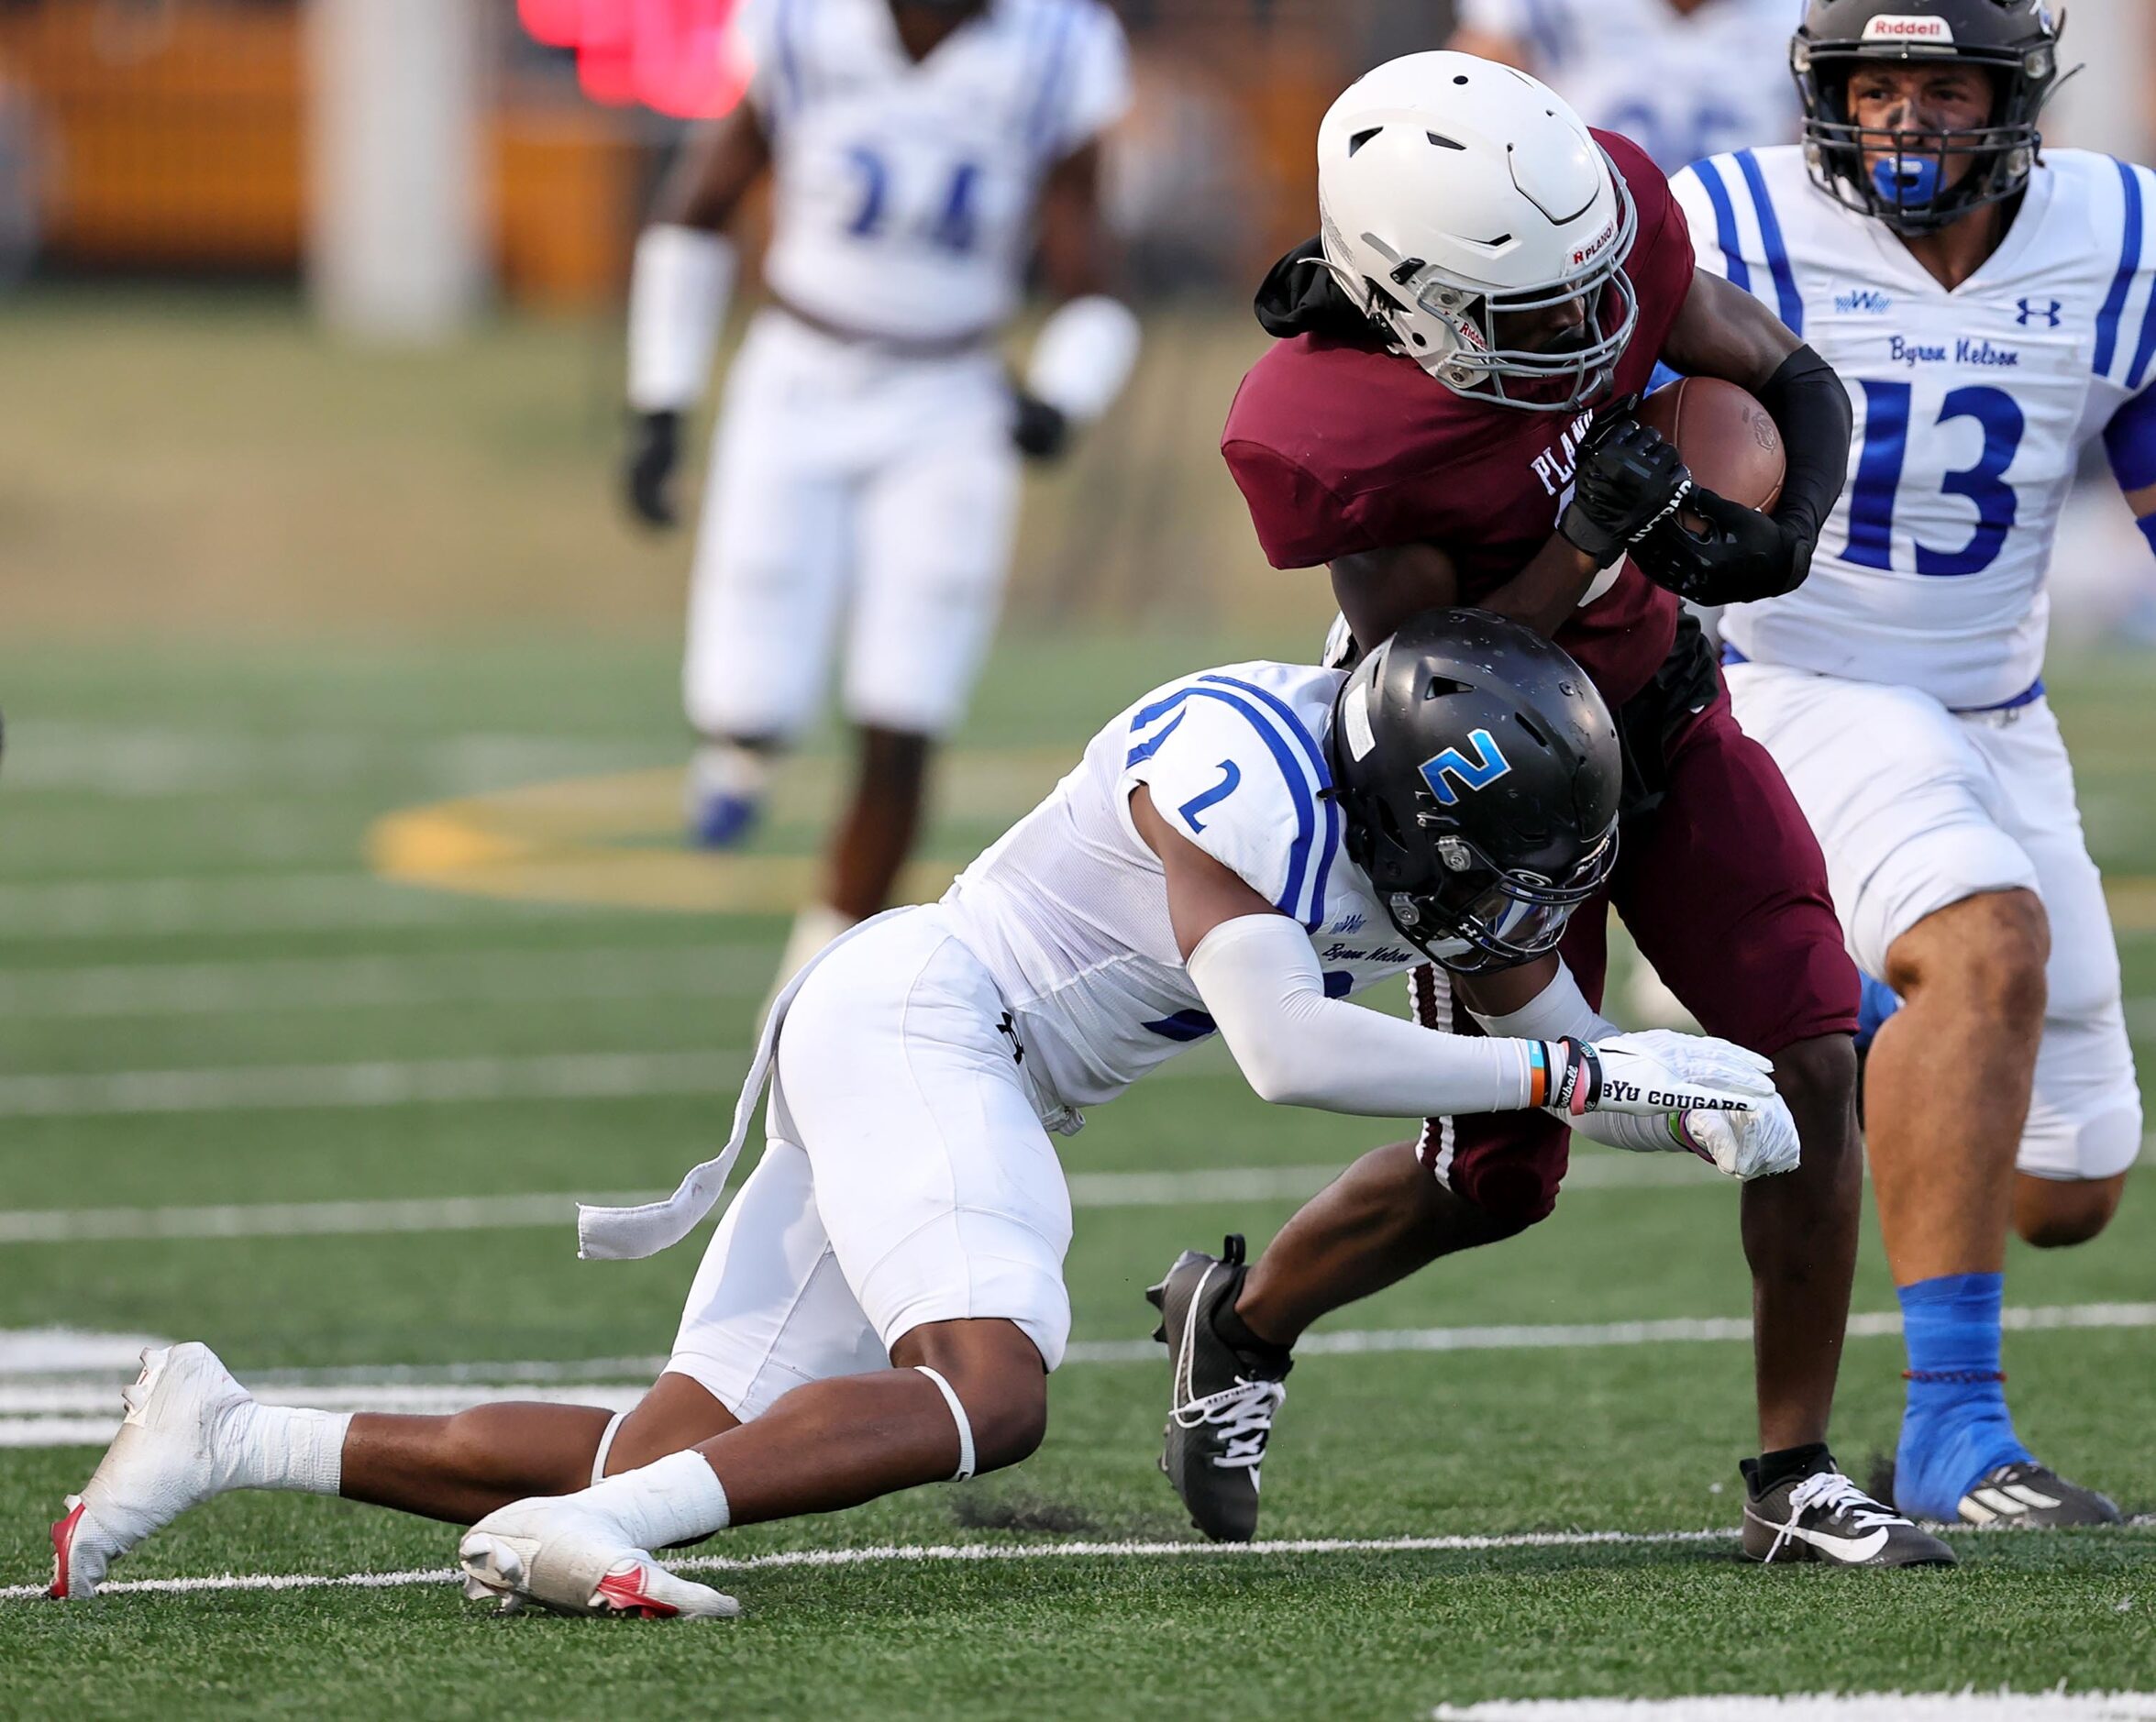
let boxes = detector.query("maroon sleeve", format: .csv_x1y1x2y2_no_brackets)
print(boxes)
1221,436,1368,570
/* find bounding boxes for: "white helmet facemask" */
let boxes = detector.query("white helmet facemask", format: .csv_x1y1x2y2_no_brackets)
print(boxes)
1316,52,1643,414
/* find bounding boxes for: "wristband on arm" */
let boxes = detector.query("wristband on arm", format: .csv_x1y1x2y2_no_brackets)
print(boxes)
1023,295,1142,425
627,226,737,413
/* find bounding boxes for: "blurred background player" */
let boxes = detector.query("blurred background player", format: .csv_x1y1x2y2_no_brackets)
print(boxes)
623,0,1142,992
49,615,1794,1611
1445,0,1802,174
1674,0,2146,1526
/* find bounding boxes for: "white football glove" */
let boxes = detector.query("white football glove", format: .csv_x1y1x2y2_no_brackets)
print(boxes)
1539,1028,1775,1120
1673,1089,1802,1180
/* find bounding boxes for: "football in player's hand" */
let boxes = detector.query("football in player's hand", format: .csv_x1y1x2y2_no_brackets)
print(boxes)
1636,377,1785,528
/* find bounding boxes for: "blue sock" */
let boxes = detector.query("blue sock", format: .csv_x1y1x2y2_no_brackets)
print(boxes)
1894,1272,2034,1520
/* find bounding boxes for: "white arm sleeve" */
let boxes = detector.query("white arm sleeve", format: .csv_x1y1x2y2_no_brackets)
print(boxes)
1024,296,1141,424
627,225,737,413
1466,962,1700,1156
1189,914,1534,1118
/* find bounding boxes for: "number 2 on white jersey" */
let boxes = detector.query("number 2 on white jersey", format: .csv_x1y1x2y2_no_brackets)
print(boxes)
1844,381,2027,577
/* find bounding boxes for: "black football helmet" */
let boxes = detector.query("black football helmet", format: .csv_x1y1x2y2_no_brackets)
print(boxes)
1792,0,2064,236
1328,610,1620,974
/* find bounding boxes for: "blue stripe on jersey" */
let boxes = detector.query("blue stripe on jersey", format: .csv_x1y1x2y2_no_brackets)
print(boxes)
1127,682,1324,923
1846,382,1910,566
772,0,805,116
1689,159,1752,295
1025,2,1080,158
2095,159,2144,379
1733,150,1803,336
1123,706,1186,767
1197,673,1340,922
1139,1008,1218,1043
2104,381,2156,492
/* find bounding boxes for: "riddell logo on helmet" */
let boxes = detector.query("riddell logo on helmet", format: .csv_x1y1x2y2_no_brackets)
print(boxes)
1861,16,1956,43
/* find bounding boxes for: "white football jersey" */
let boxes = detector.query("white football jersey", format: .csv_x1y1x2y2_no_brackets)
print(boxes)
939,661,1415,1109
1454,0,1801,172
736,0,1130,342
1672,146,2156,709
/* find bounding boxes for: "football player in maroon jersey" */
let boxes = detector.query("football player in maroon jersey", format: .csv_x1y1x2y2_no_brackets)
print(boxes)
1153,52,1953,1567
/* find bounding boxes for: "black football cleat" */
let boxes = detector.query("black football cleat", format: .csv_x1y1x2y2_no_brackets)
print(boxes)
1954,1462,2123,1529
1148,1235,1289,1543
1740,1457,1955,1567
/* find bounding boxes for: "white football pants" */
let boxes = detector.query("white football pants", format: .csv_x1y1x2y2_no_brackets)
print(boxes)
683,310,1023,745
663,907,1074,1421
1727,662,2142,1182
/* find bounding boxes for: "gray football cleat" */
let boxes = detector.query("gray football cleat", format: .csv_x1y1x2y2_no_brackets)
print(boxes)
1741,1458,1955,1567
1955,1462,2123,1529
1148,1235,1289,1543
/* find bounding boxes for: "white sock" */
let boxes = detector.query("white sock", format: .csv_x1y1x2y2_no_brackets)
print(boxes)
226,1404,352,1496
685,741,771,812
578,1450,731,1551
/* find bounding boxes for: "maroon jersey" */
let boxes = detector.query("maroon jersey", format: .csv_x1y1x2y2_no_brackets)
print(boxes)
1223,130,1694,709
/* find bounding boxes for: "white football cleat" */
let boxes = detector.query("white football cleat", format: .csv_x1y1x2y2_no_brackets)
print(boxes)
458,1496,740,1621
50,1343,253,1599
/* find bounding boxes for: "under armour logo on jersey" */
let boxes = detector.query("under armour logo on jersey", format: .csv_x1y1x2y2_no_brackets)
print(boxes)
2016,298,2063,327
997,1010,1025,1065
1420,729,1512,806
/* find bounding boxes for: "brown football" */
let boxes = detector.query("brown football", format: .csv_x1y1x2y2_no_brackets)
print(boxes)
1637,376,1785,521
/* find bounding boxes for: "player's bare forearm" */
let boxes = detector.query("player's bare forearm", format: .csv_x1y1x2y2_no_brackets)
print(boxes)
1035,141,1121,302
1331,535,1595,648
1658,270,1800,392
650,105,771,234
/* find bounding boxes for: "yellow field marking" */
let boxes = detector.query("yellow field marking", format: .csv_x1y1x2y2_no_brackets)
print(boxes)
367,752,1072,914
370,757,2156,926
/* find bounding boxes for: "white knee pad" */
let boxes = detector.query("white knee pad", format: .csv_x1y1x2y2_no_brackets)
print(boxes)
589,1411,626,1486
912,1366,977,1482
2021,1005,2145,1182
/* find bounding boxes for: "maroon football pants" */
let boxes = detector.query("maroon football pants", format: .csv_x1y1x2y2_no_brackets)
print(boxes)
1412,686,1859,1227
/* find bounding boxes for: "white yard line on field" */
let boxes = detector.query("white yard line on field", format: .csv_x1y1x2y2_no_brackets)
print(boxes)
0,944,777,1019
1444,1699,2156,1722
5,1304,2151,1446
0,1051,744,1118
0,1156,1719,1243
9,723,649,799
1432,1698,2156,1720
0,1529,1750,1604
0,873,550,940
4,1523,2150,1607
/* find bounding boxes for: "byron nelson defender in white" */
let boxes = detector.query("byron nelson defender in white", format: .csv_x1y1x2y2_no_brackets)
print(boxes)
48,616,1797,1619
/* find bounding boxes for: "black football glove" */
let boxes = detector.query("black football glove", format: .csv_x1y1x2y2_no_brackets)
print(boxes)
623,409,683,529
1631,487,1814,606
1012,389,1071,461
1557,406,1695,568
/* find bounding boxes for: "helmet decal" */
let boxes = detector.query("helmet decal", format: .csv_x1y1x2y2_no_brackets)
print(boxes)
1419,729,1514,806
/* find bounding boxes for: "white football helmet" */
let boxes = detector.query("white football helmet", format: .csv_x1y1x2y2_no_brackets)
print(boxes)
1316,52,1640,413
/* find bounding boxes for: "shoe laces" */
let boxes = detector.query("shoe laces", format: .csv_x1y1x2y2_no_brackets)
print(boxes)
1170,1376,1287,1470
1764,1470,1899,1562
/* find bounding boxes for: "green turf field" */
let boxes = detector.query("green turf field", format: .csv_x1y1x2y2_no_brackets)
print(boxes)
0,628,2150,1718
